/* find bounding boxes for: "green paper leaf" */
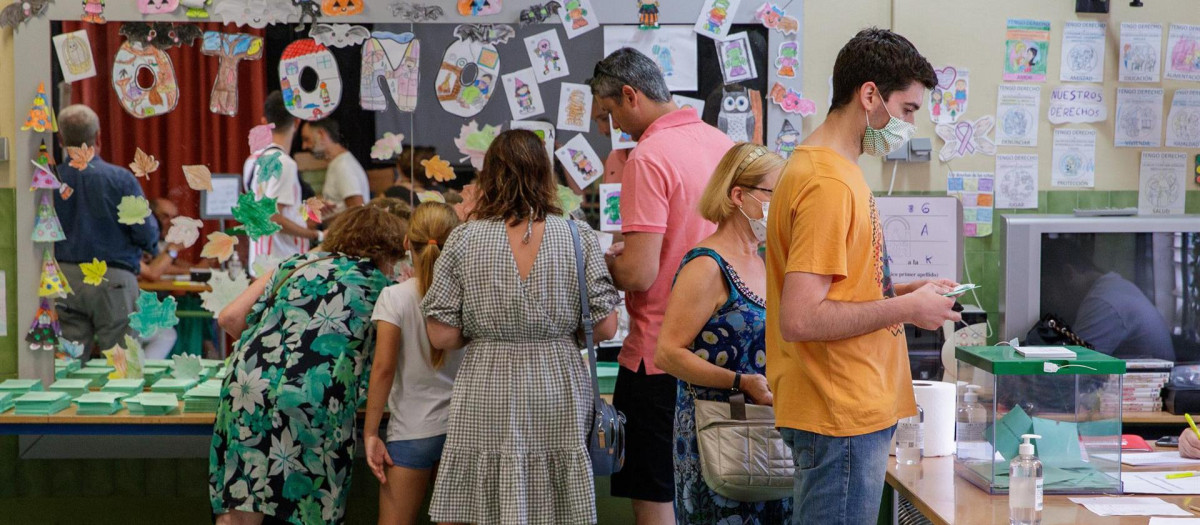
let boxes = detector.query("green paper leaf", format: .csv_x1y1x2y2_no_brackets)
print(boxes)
231,193,282,240
172,354,203,380
128,291,179,339
116,195,152,225
255,151,283,183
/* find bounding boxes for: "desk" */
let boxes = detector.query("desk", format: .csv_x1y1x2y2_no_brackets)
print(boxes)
1124,411,1188,425
887,453,1200,524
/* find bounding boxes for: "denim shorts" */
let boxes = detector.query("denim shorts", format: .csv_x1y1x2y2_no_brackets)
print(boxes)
386,434,447,470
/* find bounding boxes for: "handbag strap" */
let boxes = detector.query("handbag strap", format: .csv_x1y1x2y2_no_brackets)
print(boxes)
729,392,747,421
566,219,603,414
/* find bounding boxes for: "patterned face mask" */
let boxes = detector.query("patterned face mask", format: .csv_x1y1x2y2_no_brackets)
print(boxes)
862,103,916,157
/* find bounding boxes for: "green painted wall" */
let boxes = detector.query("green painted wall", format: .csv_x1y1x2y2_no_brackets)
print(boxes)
1,189,17,380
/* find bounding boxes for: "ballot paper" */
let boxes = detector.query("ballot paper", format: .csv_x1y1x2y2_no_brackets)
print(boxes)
1093,452,1200,467
1150,519,1200,525
1123,472,1200,495
1070,496,1191,517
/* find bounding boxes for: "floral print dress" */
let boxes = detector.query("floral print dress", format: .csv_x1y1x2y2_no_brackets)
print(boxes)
671,248,792,524
209,252,391,524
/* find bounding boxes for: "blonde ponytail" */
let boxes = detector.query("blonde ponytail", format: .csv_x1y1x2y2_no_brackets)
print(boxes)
408,202,461,369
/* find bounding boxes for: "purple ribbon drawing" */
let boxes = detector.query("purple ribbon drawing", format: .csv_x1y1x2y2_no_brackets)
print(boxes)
955,121,975,157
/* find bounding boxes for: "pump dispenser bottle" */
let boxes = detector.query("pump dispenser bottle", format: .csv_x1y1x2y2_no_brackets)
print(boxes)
1009,434,1043,525
956,385,987,458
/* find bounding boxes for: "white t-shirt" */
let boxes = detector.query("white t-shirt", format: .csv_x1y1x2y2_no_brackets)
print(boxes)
370,279,463,441
242,146,307,270
323,151,370,214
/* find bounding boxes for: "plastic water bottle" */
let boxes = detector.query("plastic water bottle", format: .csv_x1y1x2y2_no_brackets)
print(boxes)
896,404,924,465
1009,434,1043,525
227,252,244,280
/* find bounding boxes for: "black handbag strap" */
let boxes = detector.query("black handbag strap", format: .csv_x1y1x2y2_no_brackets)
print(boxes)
729,393,747,421
566,219,603,415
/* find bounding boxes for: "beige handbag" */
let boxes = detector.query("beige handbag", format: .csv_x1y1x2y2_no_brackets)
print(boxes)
693,391,795,502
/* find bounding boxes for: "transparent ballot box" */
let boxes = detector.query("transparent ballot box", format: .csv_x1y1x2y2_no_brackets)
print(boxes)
954,346,1126,495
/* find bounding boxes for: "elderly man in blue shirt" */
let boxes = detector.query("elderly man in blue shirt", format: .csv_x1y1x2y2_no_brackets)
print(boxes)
53,104,158,359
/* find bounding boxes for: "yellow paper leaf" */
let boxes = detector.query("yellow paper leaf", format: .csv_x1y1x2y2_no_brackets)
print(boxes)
80,258,108,286
66,144,95,170
183,165,213,191
129,148,160,179
421,155,456,182
200,231,238,263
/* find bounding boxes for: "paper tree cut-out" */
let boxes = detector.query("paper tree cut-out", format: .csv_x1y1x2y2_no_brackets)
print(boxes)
370,132,405,161
66,144,95,170
25,298,61,351
199,270,250,315
936,115,997,162
32,192,66,242
183,165,214,191
172,354,203,380
201,32,265,116
104,335,145,379
200,231,238,262
232,193,281,239
129,148,160,179
254,151,283,183
117,195,152,225
248,123,275,152
421,155,455,182
22,82,58,133
39,249,72,298
165,216,204,248
128,290,179,339
80,258,108,286
30,160,60,191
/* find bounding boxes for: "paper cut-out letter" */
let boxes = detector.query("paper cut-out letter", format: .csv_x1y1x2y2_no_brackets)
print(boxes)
201,32,265,117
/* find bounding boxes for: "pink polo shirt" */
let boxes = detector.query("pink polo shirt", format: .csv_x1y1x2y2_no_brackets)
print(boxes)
619,109,733,374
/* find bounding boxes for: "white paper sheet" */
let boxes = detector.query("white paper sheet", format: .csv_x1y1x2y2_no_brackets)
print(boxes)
603,26,697,92
715,32,757,84
53,30,97,83
1165,24,1200,82
1116,88,1164,148
558,0,599,39
1060,21,1107,83
1120,23,1164,83
1069,496,1191,516
1051,129,1096,188
694,0,742,41
501,68,545,121
995,85,1041,147
555,134,604,190
1167,89,1200,149
556,82,592,133
509,120,556,163
1094,452,1200,467
523,29,569,83
599,183,621,232
929,66,969,124
1150,519,1200,525
1139,152,1188,216
1048,85,1107,125
994,154,1039,209
672,94,705,118
1122,472,1200,495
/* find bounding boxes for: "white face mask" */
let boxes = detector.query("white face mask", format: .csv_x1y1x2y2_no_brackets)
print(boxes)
862,103,916,157
739,193,769,243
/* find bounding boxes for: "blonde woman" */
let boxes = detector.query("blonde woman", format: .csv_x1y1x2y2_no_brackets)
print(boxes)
653,143,791,522
363,202,461,525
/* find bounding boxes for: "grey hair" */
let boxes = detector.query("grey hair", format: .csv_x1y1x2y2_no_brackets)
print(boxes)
588,47,671,103
59,104,100,147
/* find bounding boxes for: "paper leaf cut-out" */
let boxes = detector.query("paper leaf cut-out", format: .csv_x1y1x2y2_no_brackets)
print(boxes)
391,2,444,21
251,253,284,277
254,151,284,183
417,191,445,203
199,270,250,315
117,195,152,225
182,165,213,191
32,192,66,243
370,132,405,161
22,82,58,133
557,184,583,216
165,216,204,248
129,148,160,179
454,183,479,221
422,155,455,182
454,121,501,171
200,231,238,262
39,249,73,298
59,339,85,360
129,290,179,338
25,298,61,351
104,335,144,379
232,193,281,240
67,144,95,170
0,0,50,30
248,123,275,152
81,258,109,286
201,32,265,116
310,23,370,48
936,115,997,162
173,354,203,380
302,197,324,224
214,0,296,28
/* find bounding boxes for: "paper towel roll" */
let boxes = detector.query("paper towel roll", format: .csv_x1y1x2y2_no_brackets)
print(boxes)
913,380,958,457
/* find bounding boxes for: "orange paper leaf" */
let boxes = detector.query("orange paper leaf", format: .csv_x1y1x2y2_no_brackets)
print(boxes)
421,155,456,182
200,231,238,263
182,165,213,191
66,144,95,170
129,148,160,179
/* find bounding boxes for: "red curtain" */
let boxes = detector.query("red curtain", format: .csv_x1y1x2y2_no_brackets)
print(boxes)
63,22,266,262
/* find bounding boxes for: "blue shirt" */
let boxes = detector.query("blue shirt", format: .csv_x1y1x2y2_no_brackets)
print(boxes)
1073,272,1175,361
53,156,158,274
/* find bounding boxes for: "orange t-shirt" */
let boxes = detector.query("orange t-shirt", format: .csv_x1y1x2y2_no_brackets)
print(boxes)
765,146,915,437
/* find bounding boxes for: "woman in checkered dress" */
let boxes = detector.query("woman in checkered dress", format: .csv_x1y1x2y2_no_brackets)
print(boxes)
421,130,621,524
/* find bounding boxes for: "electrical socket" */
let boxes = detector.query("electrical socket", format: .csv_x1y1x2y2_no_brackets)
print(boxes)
1075,0,1110,12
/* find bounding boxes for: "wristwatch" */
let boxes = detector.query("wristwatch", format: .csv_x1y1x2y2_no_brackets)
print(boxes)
731,373,742,392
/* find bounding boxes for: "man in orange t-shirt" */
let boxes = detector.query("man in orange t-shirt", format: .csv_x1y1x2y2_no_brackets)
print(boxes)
765,29,960,524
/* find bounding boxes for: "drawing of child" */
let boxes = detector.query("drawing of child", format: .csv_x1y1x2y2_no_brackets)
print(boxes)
930,90,942,120
953,79,967,109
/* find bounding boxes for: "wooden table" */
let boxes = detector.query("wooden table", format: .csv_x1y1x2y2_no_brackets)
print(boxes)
1123,411,1188,425
887,453,1200,524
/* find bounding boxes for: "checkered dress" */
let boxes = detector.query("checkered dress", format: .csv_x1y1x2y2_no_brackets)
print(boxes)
421,217,620,525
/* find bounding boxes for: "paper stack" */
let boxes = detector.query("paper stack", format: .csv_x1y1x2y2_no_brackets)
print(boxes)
151,378,199,395
74,392,126,415
0,392,13,413
183,380,223,413
0,379,44,396
213,367,230,381
142,366,168,386
54,359,81,379
13,391,73,415
123,392,179,416
1110,359,1173,412
143,359,174,369
101,379,146,397
200,359,224,372
48,378,92,398
68,367,112,388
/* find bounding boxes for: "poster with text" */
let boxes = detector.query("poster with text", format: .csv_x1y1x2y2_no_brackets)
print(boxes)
1120,23,1163,83
947,171,995,237
1047,85,1107,124
603,26,698,92
1166,89,1200,149
1003,19,1050,82
994,154,1039,209
995,85,1041,147
1060,21,1106,83
1138,152,1187,216
1166,24,1200,82
1051,128,1096,188
1115,87,1164,148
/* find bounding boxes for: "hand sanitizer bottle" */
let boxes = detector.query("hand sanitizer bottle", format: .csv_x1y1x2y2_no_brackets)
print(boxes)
1009,434,1043,525
956,385,987,458
896,404,924,465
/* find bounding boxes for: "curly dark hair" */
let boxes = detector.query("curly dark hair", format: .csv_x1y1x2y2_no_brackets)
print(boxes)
470,130,562,225
830,28,937,112
321,205,406,269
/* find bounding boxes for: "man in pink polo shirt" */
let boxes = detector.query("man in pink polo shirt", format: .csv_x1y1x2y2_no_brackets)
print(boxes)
590,48,734,525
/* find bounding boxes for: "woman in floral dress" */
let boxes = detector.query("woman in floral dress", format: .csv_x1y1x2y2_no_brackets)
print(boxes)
209,206,406,525
654,144,791,523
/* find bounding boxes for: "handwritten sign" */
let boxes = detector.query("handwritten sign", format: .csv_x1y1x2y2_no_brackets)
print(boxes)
1048,85,1106,124
875,197,963,284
